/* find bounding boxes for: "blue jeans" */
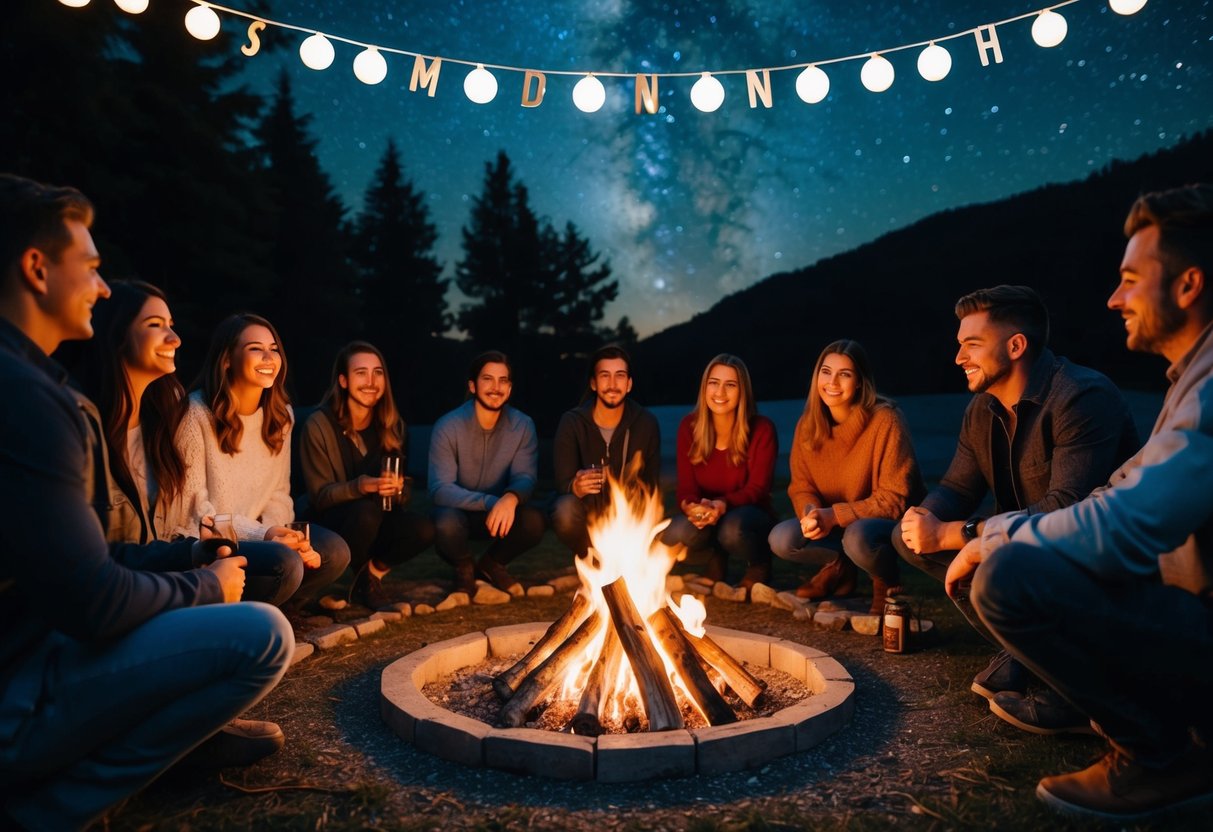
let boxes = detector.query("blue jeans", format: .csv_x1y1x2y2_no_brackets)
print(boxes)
662,505,773,571
973,542,1213,765
430,505,546,566
0,603,292,830
551,494,591,556
240,525,351,606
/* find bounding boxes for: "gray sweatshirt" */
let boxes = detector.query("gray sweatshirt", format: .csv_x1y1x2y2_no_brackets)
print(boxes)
427,400,538,511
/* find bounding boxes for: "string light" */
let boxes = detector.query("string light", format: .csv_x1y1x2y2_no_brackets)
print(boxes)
184,4,222,41
572,75,606,113
57,0,91,7
464,65,498,104
795,65,830,104
114,0,150,13
352,46,387,85
690,73,725,112
1108,0,1148,13
299,33,335,71
1031,10,1068,47
917,42,952,82
860,54,895,92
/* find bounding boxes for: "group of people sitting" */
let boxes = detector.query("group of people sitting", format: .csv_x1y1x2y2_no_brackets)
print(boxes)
2,171,1212,829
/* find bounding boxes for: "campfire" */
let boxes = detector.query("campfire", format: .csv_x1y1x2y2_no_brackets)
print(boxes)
491,469,765,734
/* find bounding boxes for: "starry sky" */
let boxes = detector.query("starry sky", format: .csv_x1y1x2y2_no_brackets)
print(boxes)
228,0,1213,337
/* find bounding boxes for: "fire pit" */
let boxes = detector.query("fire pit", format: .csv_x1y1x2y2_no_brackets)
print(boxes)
380,470,854,781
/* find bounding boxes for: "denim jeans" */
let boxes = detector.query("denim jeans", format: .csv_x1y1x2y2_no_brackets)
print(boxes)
551,494,591,556
239,526,350,606
0,603,292,831
314,498,435,574
662,505,773,571
972,542,1213,765
430,505,547,566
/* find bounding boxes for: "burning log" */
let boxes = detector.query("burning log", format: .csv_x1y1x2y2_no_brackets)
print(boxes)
568,627,623,736
493,592,591,700
601,577,684,731
647,608,737,726
680,628,766,708
498,612,604,728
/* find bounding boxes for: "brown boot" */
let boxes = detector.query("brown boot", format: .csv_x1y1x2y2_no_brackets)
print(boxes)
796,555,857,600
868,578,903,614
453,560,477,594
1037,746,1213,821
740,562,771,591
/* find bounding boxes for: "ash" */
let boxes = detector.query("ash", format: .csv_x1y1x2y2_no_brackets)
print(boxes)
422,655,813,733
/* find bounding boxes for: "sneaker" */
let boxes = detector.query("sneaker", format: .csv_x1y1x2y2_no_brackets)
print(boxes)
178,718,284,769
477,557,522,595
971,650,1028,700
453,560,477,594
351,565,394,609
989,689,1095,735
1037,746,1213,821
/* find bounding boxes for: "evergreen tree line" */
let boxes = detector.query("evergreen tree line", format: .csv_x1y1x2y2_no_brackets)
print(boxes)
1,1,630,428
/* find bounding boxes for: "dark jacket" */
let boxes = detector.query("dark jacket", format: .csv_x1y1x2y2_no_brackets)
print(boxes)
923,348,1139,521
553,399,662,500
0,319,218,703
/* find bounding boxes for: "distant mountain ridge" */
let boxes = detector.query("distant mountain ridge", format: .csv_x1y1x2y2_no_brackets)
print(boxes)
634,131,1213,404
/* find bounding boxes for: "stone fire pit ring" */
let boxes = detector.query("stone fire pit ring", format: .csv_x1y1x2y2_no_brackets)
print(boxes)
380,622,855,783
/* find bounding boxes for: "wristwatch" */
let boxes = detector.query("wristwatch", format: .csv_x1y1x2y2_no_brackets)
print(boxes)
961,517,982,543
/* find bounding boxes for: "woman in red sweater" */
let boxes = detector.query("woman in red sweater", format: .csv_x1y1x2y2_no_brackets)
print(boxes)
663,354,777,588
769,340,924,611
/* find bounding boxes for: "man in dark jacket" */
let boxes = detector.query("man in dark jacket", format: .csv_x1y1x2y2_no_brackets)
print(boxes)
848,285,1139,732
0,174,292,831
551,344,662,558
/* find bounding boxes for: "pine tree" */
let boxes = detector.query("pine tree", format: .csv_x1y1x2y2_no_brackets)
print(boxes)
544,221,618,349
354,140,448,356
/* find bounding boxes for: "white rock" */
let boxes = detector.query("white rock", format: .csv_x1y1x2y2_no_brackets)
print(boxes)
749,582,778,606
546,575,581,592
526,584,555,598
712,582,746,603
473,584,512,605
413,603,435,616
773,591,801,612
851,614,881,636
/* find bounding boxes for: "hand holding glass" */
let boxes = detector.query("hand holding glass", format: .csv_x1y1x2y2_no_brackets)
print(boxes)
381,456,402,511
199,513,238,562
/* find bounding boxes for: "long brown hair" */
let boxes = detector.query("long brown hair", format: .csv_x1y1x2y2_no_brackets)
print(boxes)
60,280,187,506
688,354,756,467
193,313,292,455
320,341,403,454
800,339,887,451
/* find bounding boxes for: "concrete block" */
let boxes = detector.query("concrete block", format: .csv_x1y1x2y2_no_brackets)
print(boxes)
303,624,358,650
805,656,853,692
597,730,696,783
484,728,595,780
432,631,489,677
546,575,581,592
380,654,451,742
352,617,386,638
486,622,549,657
691,718,795,775
770,640,820,683
774,638,828,659
414,712,491,767
526,584,555,598
369,610,403,623
289,641,314,666
704,625,774,668
780,680,856,751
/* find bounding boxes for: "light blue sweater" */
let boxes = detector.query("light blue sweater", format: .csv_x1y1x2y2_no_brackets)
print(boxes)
427,400,538,511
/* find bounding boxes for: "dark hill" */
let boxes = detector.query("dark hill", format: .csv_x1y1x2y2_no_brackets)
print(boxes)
634,131,1213,404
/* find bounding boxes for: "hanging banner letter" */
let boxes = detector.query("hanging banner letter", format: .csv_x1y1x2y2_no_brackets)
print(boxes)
974,25,1004,66
746,69,773,109
241,21,266,57
410,56,442,96
521,70,547,108
635,74,659,115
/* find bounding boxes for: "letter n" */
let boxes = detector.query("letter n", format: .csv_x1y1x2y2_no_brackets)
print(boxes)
746,69,772,109
635,74,658,115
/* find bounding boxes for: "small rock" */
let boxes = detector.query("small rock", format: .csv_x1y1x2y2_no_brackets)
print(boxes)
749,582,777,606
683,582,711,596
526,584,555,597
812,610,850,631
386,601,412,618
289,642,314,666
414,603,436,616
303,624,357,650
546,575,581,592
369,610,403,623
712,582,746,602
665,574,685,592
851,614,881,636
436,592,471,611
473,584,512,605
910,618,934,634
773,591,801,612
352,617,386,637
317,594,347,611
792,605,813,621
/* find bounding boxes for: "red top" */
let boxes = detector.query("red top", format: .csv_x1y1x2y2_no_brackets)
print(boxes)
675,413,777,514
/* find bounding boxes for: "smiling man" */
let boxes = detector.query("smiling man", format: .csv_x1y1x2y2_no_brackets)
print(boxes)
427,350,545,595
848,284,1138,730
551,344,661,559
946,184,1213,821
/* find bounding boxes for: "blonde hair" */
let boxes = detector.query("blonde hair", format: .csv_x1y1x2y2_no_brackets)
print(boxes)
688,354,756,467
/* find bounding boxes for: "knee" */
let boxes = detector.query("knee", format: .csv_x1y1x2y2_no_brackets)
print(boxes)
970,542,1046,622
842,519,887,571
213,602,295,674
431,507,468,542
768,519,805,560
551,495,585,536
311,526,351,577
514,506,547,545
662,515,697,547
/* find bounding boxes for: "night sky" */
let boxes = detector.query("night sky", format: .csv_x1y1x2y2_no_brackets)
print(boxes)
214,0,1213,336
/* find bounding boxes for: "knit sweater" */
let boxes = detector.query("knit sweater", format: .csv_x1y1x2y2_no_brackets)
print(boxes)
428,400,538,511
675,413,777,513
787,404,926,527
171,391,295,541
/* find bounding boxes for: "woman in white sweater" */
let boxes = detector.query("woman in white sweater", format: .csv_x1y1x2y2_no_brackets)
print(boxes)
174,313,349,605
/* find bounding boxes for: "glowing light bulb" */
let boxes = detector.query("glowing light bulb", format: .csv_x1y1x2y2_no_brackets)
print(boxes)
1109,0,1148,14
464,65,498,104
795,65,830,104
860,54,894,93
690,73,725,112
1031,10,1068,48
572,75,606,113
917,42,952,82
299,33,335,71
353,47,387,85
184,5,222,41
58,0,91,7
114,0,149,13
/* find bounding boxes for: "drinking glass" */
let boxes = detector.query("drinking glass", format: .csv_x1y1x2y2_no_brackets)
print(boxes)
381,455,401,511
199,513,239,561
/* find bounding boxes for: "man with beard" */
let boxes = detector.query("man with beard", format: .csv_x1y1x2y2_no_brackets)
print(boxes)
946,184,1213,821
551,344,661,558
299,342,435,608
847,285,1138,732
428,350,544,595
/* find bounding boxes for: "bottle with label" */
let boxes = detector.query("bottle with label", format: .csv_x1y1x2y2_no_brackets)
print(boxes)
883,597,911,653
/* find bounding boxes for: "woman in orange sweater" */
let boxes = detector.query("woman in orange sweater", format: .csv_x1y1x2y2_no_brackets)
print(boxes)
769,340,924,611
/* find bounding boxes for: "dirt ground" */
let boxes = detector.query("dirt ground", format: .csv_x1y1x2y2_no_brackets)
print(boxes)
106,562,1208,832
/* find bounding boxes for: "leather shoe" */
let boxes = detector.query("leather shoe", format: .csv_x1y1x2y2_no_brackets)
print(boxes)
868,578,902,614
1037,746,1213,821
179,718,284,769
971,650,1028,700
795,555,856,600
